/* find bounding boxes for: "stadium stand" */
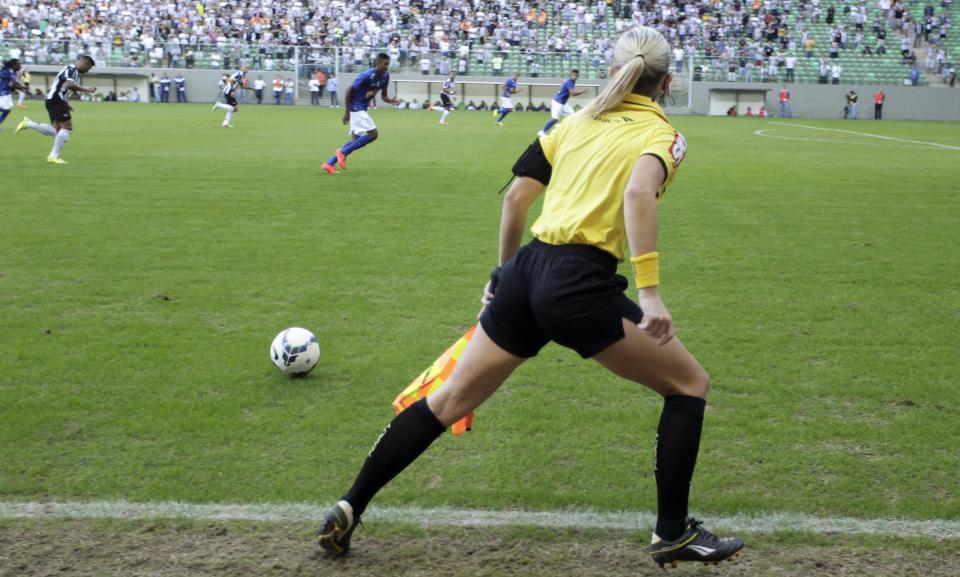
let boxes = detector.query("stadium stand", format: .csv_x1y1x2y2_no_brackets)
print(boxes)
0,0,954,85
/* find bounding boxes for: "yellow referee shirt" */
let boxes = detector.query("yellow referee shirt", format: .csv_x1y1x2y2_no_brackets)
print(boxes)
532,94,687,261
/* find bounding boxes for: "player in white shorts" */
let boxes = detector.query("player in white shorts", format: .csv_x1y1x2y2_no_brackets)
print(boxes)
0,59,27,130
493,72,523,126
322,53,401,174
349,109,378,135
538,69,587,137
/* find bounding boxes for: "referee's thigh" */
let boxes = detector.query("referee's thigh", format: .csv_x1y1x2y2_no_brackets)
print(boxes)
426,324,526,428
592,319,710,399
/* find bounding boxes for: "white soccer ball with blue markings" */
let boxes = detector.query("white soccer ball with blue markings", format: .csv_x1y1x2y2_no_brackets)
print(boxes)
270,327,320,375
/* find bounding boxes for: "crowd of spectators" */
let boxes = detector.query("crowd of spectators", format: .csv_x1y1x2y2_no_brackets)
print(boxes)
0,0,954,83
1,0,623,72
692,0,954,83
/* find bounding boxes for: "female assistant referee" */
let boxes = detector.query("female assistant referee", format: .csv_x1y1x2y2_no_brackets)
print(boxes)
318,27,744,569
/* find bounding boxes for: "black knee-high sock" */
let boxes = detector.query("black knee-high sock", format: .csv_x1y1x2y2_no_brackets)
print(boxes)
343,398,446,517
654,395,706,541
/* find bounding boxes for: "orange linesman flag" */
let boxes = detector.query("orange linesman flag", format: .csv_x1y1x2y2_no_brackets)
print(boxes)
392,325,477,436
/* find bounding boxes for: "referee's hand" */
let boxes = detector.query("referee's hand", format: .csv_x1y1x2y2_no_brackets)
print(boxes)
638,289,675,345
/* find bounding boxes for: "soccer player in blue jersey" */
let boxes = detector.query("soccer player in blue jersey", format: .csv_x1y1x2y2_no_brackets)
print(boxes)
0,59,27,130
538,69,587,137
493,72,523,126
322,53,400,175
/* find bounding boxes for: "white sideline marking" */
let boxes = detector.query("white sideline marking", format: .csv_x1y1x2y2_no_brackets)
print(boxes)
1,501,959,538
764,122,960,151
754,129,899,147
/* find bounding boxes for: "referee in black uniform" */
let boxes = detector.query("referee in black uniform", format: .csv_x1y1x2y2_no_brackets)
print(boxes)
318,27,744,569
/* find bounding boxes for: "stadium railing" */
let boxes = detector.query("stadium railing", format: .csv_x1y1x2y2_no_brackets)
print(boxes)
5,36,944,89
0,39,609,77
1,39,629,81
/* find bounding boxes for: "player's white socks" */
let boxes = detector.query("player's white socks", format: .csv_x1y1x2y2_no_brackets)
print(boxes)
214,102,233,111
17,92,25,106
27,121,57,137
223,110,234,125
50,128,70,158
440,110,451,123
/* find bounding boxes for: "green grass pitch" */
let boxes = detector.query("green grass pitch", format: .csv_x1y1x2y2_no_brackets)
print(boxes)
2,102,959,523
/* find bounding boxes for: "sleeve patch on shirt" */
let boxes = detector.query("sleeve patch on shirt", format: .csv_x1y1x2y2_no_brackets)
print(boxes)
669,132,688,167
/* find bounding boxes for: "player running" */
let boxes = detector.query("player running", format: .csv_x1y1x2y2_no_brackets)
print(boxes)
17,66,31,109
16,55,97,164
538,69,587,137
429,72,457,124
322,53,400,175
1,59,28,130
493,72,523,126
211,65,250,128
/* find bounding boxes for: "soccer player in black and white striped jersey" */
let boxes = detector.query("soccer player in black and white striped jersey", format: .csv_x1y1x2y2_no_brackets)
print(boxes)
429,72,457,125
211,65,250,128
16,55,96,164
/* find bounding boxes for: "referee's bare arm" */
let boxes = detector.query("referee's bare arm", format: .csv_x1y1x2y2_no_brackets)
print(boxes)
64,79,96,94
498,176,544,266
478,176,544,316
624,155,674,345
380,86,400,106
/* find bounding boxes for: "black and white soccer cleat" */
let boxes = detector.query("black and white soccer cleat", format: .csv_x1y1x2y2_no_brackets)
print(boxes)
650,517,744,568
317,500,359,556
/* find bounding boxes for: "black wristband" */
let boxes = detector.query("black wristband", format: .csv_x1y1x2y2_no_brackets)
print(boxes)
490,266,502,294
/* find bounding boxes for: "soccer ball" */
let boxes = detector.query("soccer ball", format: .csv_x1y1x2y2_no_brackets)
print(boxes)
270,327,320,375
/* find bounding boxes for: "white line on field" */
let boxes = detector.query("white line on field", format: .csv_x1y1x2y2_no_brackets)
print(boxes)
754,129,900,147
766,122,960,151
1,500,958,539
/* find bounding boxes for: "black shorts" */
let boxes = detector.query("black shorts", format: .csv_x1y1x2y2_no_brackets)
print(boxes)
46,97,71,122
441,94,452,109
480,238,643,359
224,93,238,107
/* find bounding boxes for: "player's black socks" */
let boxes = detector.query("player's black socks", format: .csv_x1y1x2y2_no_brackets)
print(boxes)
654,395,706,541
343,397,446,517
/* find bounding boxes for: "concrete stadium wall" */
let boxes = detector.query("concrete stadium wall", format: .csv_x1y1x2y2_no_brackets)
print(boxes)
22,65,959,120
25,65,264,104
381,78,602,109
23,67,152,103
690,81,960,120
22,65,600,109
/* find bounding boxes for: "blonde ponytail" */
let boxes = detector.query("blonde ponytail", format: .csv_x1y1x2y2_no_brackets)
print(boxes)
581,27,671,120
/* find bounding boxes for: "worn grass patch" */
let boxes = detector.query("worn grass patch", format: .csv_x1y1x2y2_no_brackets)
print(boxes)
2,104,959,524
1,518,959,577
